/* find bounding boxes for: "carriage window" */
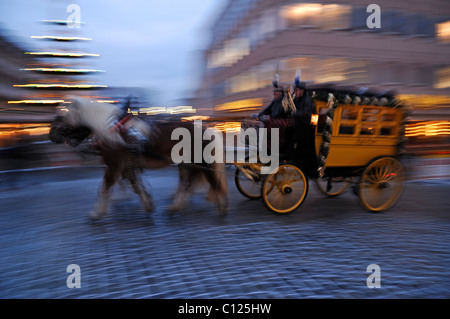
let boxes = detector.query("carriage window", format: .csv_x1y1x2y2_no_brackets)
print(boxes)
362,108,380,122
382,111,396,122
339,125,355,135
380,126,395,136
341,108,358,120
360,126,375,135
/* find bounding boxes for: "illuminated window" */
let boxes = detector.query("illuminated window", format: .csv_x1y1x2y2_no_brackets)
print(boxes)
341,108,358,120
435,67,450,89
282,3,322,28
338,106,359,135
436,21,450,43
283,3,350,29
322,4,351,30
360,126,375,135
362,108,380,122
208,37,250,69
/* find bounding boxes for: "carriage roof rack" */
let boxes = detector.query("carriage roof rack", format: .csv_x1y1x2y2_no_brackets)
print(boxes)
308,84,399,107
308,84,397,96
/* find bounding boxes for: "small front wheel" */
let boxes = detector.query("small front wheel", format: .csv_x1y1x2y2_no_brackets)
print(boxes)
235,164,262,199
261,163,308,214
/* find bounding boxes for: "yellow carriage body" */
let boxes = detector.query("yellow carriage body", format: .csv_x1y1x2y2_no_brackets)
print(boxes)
235,92,407,214
315,101,403,168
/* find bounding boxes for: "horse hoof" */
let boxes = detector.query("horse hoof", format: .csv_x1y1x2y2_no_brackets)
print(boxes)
166,204,182,212
88,210,105,220
218,206,228,217
219,210,228,217
144,203,155,213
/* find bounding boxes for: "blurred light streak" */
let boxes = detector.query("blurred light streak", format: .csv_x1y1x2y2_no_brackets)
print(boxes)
0,123,51,137
41,20,85,26
216,98,263,112
214,122,241,133
8,100,64,104
25,51,100,58
31,35,92,41
20,68,105,73
406,121,450,137
181,115,210,121
396,95,450,108
96,100,119,103
34,79,95,84
167,106,196,114
142,107,166,115
13,84,108,89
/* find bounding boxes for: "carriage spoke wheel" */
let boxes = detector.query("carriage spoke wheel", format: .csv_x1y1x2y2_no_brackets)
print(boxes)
235,165,262,199
261,163,308,214
315,176,353,197
359,156,405,212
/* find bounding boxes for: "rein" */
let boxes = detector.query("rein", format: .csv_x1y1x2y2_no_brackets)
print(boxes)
114,115,133,132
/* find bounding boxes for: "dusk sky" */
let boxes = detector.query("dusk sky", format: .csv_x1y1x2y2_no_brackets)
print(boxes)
0,0,225,106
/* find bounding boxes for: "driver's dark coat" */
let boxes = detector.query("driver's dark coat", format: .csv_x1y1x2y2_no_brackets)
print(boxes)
258,97,291,119
288,94,318,175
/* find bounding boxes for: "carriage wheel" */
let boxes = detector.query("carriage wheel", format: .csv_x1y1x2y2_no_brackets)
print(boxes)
315,176,352,197
358,156,405,212
235,164,262,199
261,163,308,214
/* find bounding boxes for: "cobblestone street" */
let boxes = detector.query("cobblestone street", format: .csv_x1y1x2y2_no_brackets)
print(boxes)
0,164,449,299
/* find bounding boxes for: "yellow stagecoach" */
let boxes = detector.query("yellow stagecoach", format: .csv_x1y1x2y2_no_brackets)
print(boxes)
234,85,409,214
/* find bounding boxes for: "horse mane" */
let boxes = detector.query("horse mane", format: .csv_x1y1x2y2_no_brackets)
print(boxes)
66,96,126,146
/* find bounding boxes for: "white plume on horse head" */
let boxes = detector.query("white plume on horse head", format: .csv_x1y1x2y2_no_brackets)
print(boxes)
64,96,125,145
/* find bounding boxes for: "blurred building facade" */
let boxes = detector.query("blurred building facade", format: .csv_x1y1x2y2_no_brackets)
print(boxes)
0,31,55,149
193,0,450,122
0,0,109,150
0,32,45,120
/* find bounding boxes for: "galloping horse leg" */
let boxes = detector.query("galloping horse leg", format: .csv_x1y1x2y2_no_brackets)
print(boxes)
204,164,229,216
89,165,121,220
110,173,131,200
167,165,193,213
124,167,154,213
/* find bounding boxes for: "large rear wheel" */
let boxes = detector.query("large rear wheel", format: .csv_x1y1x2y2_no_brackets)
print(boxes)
261,163,308,214
358,156,405,212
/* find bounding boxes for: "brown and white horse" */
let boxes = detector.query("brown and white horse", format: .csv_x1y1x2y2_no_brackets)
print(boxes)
49,97,228,220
